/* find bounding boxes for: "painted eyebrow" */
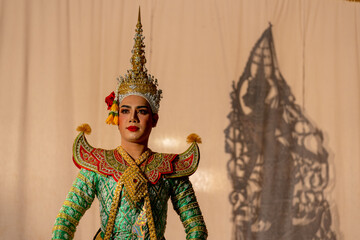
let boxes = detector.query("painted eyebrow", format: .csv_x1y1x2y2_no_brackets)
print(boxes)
120,105,131,108
120,105,149,109
136,106,150,109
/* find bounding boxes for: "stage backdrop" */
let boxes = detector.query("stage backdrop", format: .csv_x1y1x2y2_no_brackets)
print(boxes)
0,0,359,239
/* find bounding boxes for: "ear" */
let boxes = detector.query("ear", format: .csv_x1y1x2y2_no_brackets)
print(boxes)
152,113,159,127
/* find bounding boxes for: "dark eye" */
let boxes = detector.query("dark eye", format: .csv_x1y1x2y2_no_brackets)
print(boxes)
138,109,149,115
120,109,130,114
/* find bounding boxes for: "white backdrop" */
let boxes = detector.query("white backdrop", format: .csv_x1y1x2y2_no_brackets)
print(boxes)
0,0,359,239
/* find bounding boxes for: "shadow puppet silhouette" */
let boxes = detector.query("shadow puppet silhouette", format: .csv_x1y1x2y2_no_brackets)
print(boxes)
224,25,336,240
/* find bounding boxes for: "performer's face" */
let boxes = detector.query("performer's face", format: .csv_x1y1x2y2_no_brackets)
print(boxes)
118,95,158,146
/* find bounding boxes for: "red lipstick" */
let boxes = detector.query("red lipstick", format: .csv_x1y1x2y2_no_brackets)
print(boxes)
127,126,139,132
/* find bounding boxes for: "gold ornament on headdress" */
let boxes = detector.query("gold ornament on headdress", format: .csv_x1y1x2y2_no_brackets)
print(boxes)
106,8,162,125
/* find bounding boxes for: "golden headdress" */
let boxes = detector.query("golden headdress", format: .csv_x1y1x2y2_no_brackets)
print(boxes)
106,8,162,125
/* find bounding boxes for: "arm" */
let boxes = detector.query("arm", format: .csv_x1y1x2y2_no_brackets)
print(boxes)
52,169,97,240
170,177,208,240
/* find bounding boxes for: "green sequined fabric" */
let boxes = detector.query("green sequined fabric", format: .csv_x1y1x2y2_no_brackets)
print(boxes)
52,169,207,240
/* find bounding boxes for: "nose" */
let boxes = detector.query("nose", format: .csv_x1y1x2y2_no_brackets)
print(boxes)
129,110,139,123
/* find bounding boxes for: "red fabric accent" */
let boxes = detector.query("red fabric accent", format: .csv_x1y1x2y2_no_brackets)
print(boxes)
73,156,82,169
80,146,102,167
74,146,125,182
173,155,194,170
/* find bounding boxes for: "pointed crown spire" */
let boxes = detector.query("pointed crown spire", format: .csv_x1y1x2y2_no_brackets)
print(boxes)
130,7,147,79
105,7,162,125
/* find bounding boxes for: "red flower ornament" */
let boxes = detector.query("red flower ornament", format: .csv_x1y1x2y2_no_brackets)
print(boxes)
105,91,115,110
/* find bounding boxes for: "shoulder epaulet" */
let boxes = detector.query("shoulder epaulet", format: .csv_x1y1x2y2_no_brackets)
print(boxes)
140,134,201,182
73,124,127,181
164,133,201,179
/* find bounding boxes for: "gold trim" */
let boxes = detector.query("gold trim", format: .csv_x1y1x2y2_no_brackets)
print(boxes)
187,225,208,234
145,195,157,240
70,186,94,204
104,180,123,240
173,187,195,203
63,200,86,215
56,212,79,227
77,171,95,189
116,146,151,166
52,225,74,239
104,145,158,240
178,202,200,213
183,215,205,229
165,142,200,178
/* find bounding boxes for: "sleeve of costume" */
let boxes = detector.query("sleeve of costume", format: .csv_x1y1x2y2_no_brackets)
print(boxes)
170,177,208,240
52,169,97,240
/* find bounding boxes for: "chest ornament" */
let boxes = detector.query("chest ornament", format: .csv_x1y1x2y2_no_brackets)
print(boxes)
73,124,201,183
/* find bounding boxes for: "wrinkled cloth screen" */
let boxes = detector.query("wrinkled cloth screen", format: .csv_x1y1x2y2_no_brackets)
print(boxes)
0,0,359,240
225,26,335,240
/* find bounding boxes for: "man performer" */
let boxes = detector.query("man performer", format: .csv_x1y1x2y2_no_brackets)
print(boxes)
52,9,208,240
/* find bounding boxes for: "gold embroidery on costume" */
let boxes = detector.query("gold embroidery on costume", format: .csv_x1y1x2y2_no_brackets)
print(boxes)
145,153,169,171
144,195,157,240
52,225,74,239
187,225,208,234
183,215,205,229
56,212,79,227
70,186,93,204
73,129,201,183
63,200,86,215
103,147,158,240
165,141,200,178
178,202,199,213
174,187,195,202
77,172,95,189
118,146,150,208
122,166,148,208
104,149,127,172
54,218,76,232
104,180,123,240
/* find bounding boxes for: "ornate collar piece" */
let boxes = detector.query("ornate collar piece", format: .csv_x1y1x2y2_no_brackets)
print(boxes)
72,125,201,184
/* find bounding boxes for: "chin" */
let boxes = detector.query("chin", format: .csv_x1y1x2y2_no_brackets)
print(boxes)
123,135,147,144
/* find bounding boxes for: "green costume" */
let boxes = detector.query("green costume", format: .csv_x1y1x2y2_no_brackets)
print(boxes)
52,130,207,240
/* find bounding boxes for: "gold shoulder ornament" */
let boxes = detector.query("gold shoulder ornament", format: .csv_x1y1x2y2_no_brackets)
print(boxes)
73,124,202,182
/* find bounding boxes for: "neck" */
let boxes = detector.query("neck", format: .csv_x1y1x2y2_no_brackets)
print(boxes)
120,141,148,160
